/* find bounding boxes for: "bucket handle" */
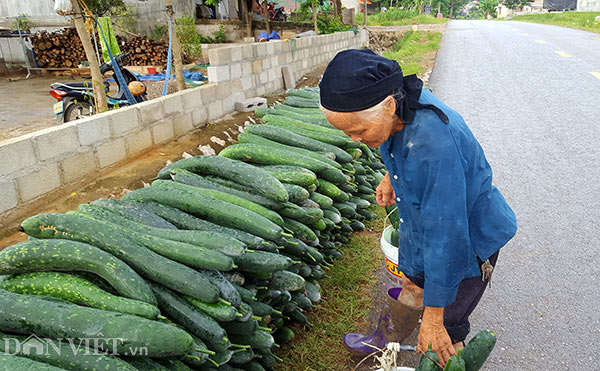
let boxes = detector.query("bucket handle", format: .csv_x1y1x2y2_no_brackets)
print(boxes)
383,206,398,231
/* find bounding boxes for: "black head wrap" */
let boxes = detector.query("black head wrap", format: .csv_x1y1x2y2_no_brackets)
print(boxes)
319,49,448,124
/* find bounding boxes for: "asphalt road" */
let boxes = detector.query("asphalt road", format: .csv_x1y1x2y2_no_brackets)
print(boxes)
428,20,600,370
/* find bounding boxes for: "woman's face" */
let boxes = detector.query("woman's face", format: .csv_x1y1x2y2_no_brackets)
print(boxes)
323,97,401,148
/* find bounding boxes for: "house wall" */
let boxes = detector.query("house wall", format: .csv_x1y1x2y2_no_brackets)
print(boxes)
577,0,600,10
342,0,360,11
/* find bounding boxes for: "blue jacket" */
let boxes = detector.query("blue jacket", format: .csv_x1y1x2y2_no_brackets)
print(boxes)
379,89,517,307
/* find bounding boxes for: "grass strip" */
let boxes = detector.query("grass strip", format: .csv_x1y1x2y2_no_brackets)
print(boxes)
357,9,447,26
278,206,386,371
510,12,600,34
383,30,442,76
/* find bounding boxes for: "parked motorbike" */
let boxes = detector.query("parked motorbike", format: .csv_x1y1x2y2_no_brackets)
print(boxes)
272,6,287,21
49,52,147,123
254,0,287,22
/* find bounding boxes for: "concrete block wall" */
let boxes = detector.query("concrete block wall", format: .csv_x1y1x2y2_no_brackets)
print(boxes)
207,30,370,98
0,30,368,228
0,82,242,227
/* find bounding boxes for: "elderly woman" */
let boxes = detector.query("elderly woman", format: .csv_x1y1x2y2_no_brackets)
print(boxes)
319,49,517,365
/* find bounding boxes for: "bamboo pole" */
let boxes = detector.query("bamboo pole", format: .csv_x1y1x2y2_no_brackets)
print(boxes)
165,0,185,92
312,0,318,34
71,0,107,113
263,1,271,34
241,0,252,37
363,0,367,26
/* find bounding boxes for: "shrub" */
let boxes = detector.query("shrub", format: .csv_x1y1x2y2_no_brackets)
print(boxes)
317,14,350,34
13,14,33,31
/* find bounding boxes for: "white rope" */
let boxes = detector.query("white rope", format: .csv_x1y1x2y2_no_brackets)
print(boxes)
374,342,401,371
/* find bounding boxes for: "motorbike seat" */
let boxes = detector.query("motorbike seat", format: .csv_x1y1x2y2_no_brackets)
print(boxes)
53,81,110,92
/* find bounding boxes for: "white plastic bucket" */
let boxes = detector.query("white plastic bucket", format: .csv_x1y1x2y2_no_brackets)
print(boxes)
380,219,403,288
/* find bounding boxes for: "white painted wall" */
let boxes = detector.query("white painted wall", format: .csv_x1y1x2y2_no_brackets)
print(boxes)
0,37,31,64
0,0,59,18
342,0,360,11
577,0,600,10
0,0,196,34
0,0,195,19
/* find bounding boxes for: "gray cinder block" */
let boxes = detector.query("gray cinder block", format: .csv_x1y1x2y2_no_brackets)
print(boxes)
235,97,267,112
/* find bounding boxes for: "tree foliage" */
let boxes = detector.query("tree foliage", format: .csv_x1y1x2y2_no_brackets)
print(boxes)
502,0,534,10
479,0,499,18
317,14,350,33
12,13,33,31
375,0,471,18
84,0,127,17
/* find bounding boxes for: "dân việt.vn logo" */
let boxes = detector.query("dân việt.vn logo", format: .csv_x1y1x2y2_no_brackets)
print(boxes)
2,333,148,356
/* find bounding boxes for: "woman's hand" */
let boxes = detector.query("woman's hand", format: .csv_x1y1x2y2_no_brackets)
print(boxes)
376,172,396,207
417,307,455,366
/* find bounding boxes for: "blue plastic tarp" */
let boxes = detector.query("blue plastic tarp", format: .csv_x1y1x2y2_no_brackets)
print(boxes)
257,31,281,41
107,69,207,83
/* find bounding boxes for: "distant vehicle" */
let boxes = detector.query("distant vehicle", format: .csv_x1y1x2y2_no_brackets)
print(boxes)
48,52,146,123
272,6,287,21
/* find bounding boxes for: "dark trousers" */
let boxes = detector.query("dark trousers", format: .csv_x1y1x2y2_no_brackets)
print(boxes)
404,251,499,343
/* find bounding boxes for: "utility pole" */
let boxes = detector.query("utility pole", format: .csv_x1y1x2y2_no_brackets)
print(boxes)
71,0,108,113
363,0,367,26
165,0,185,92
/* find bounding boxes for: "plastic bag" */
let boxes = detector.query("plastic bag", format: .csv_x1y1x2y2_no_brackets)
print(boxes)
54,0,73,16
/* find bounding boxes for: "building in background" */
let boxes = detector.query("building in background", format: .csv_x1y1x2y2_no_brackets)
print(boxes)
342,0,377,14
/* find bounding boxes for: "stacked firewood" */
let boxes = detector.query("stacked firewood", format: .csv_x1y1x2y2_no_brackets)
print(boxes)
32,28,87,68
125,36,169,66
31,28,170,68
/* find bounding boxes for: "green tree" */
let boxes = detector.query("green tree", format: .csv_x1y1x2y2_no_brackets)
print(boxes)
479,0,498,18
12,14,33,31
85,0,127,17
447,0,471,17
502,0,533,10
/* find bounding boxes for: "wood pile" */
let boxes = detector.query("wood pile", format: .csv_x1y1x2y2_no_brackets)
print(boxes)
125,36,169,66
32,28,87,68
31,28,170,68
